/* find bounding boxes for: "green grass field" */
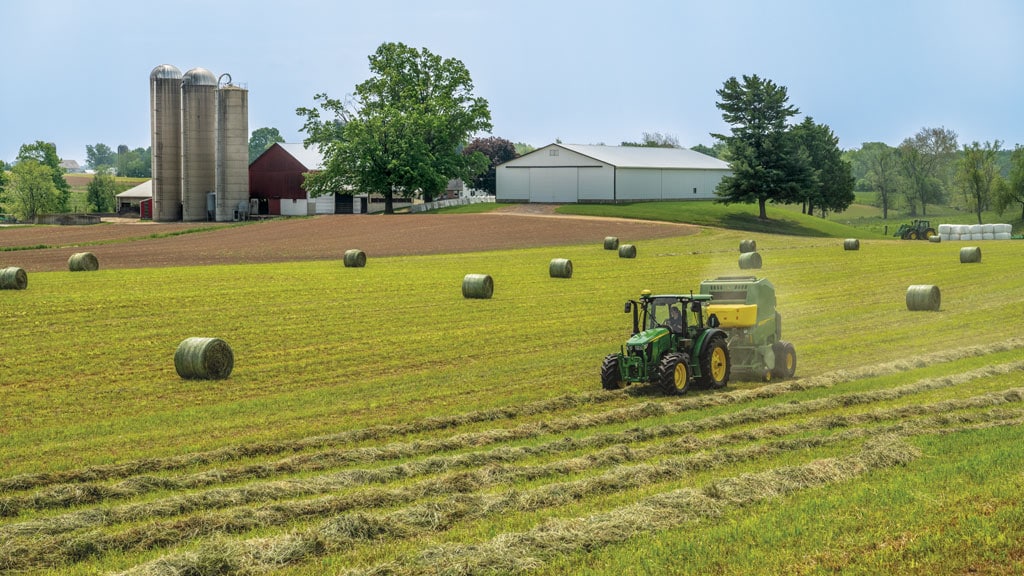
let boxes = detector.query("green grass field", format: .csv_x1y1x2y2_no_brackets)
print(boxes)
2,216,1023,574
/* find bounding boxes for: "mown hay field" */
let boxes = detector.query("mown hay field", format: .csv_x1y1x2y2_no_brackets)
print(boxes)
1,224,1023,575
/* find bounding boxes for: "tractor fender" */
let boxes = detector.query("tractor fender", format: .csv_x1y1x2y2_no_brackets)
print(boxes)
693,328,728,359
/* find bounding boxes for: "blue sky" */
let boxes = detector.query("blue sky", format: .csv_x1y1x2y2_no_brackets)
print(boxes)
2,0,1022,164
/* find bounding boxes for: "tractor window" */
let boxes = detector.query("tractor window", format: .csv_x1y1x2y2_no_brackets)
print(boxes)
648,298,684,332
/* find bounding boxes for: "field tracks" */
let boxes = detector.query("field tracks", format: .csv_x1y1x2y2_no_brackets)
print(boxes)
0,338,1022,573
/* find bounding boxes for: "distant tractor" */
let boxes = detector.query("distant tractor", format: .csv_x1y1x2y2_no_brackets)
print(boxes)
601,291,731,395
698,276,796,382
893,219,936,240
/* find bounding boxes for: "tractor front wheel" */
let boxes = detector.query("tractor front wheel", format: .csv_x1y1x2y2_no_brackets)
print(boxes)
656,352,691,395
907,230,919,240
601,354,626,390
772,341,797,379
700,337,730,389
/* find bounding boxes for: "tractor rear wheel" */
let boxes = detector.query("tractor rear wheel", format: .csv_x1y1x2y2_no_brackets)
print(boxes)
601,354,626,390
700,336,730,389
656,352,691,395
772,341,797,379
924,228,936,239
907,230,919,240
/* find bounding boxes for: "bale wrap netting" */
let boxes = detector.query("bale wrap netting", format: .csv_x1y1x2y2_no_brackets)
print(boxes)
343,249,367,268
0,266,28,290
462,274,494,299
906,285,941,311
603,236,619,250
618,244,637,258
68,252,99,272
549,258,573,278
739,239,757,253
843,239,860,251
175,337,235,380
738,251,762,269
959,246,982,264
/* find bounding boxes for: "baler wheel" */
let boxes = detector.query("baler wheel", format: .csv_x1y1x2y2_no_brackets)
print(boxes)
772,341,797,379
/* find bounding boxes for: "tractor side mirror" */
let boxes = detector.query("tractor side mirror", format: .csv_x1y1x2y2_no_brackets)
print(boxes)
624,301,633,313
708,314,720,328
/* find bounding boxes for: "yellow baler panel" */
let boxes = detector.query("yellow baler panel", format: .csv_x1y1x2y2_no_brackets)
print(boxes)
707,304,758,328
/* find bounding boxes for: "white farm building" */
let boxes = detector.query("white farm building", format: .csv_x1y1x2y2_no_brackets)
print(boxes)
496,143,731,203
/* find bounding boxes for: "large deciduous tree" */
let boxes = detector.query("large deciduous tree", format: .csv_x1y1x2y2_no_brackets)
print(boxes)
994,144,1024,221
297,42,492,214
85,143,116,170
87,169,117,212
790,117,854,217
17,141,70,212
462,136,518,194
116,145,151,178
954,140,1003,224
7,160,59,221
897,126,958,217
852,142,901,219
711,74,812,219
249,127,285,163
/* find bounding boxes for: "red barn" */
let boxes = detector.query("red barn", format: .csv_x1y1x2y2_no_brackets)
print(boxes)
248,143,367,215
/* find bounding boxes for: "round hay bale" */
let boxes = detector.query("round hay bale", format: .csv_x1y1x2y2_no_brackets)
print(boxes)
174,337,234,380
959,246,982,263
549,258,573,278
906,285,941,311
0,266,28,290
843,239,860,251
462,274,494,299
343,249,367,268
603,236,619,250
618,244,637,259
68,252,99,272
739,239,757,253
738,251,762,269
928,235,942,243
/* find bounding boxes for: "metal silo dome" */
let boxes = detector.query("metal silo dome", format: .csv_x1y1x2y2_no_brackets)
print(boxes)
182,67,217,86
150,64,182,81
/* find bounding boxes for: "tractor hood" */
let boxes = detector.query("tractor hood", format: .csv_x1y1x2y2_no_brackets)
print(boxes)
626,327,670,348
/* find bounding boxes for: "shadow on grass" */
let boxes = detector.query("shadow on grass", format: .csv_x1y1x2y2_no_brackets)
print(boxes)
717,213,829,237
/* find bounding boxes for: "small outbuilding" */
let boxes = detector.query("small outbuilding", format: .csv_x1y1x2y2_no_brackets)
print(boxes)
115,180,152,215
496,143,731,203
248,143,368,215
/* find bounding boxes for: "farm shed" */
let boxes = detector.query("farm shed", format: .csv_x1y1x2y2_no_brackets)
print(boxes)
495,143,731,203
115,180,152,215
248,143,368,216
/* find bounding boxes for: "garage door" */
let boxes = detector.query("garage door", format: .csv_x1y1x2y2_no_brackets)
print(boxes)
530,167,578,203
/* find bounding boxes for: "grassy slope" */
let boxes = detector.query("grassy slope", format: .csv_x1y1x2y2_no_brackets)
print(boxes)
2,215,1024,574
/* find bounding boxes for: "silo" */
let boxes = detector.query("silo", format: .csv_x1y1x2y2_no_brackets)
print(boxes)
181,68,218,221
149,64,183,222
215,80,250,221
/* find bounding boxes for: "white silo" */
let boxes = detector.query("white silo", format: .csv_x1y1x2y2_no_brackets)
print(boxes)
215,76,250,222
149,64,182,222
181,68,218,221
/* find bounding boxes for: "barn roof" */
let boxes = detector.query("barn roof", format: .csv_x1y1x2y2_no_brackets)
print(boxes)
557,144,730,170
276,143,324,170
115,179,152,199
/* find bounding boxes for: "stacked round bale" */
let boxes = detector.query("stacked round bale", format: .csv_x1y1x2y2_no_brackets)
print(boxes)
938,223,1013,241
738,240,761,269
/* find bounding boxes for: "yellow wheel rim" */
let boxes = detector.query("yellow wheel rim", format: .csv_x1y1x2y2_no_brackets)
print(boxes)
786,352,795,372
711,347,727,381
674,363,688,387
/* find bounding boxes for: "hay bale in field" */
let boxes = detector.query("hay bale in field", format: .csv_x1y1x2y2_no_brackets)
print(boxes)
343,249,367,268
906,285,941,311
175,337,234,380
843,239,860,251
739,239,757,253
928,235,941,243
549,258,573,278
0,266,28,290
68,252,99,271
618,244,637,258
603,236,619,250
959,246,982,263
462,274,494,299
738,251,762,269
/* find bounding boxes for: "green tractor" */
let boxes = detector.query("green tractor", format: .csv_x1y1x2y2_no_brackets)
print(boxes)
601,291,731,395
698,276,796,382
893,219,936,240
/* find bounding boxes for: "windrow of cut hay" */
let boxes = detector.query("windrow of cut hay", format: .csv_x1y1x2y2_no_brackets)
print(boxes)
3,359,1022,572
